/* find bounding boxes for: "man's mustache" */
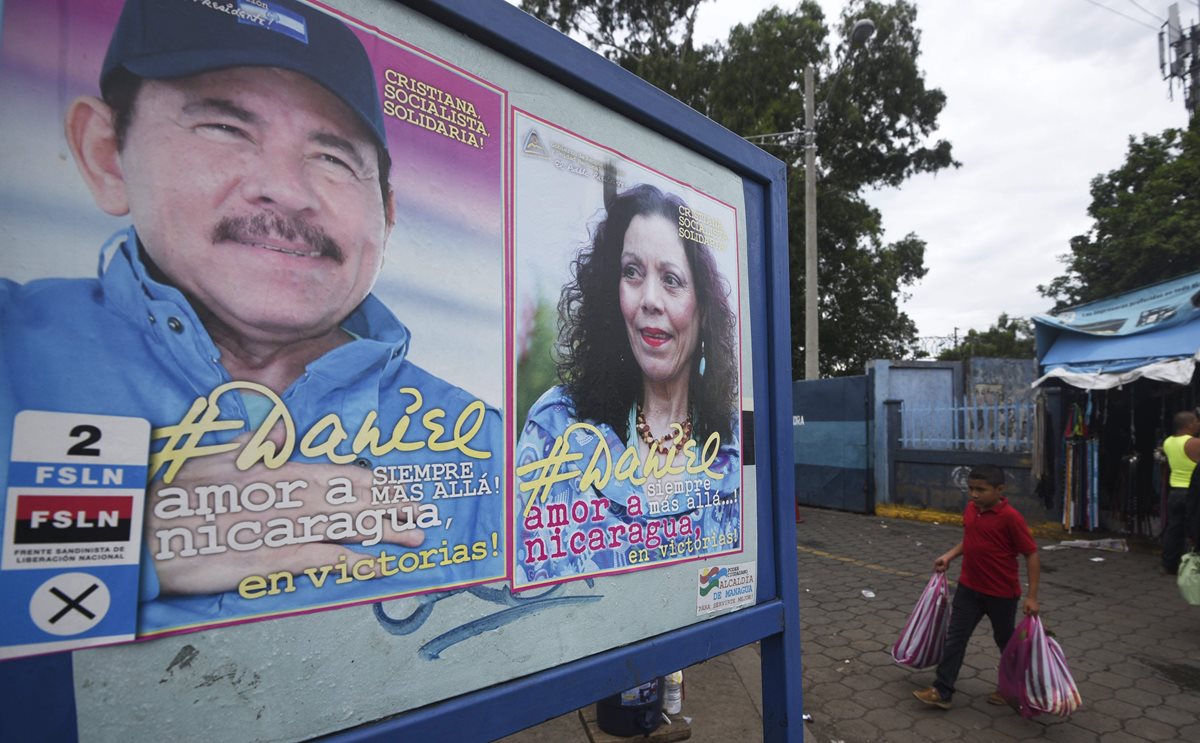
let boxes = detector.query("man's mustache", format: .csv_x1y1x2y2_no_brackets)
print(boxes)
212,213,343,263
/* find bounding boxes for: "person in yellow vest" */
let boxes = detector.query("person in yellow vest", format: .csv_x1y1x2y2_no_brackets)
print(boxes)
1162,410,1200,574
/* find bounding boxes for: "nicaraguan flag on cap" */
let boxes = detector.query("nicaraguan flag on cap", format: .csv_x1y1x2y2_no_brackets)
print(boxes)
237,0,309,44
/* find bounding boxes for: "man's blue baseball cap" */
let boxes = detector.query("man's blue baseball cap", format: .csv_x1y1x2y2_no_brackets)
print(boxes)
100,0,387,151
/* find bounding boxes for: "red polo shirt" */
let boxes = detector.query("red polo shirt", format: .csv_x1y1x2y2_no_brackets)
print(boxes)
959,497,1038,598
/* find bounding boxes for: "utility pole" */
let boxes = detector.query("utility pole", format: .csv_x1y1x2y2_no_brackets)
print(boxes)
742,20,875,380
804,64,818,380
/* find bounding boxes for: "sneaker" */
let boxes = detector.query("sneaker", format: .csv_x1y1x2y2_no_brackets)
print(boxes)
988,691,1006,706
913,687,951,709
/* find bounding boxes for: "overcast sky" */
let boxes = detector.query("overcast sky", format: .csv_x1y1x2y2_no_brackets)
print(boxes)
691,0,1191,342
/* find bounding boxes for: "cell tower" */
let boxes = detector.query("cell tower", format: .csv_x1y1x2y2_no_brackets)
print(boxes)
1159,3,1200,119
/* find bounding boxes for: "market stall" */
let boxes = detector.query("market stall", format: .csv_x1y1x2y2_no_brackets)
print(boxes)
1033,272,1200,536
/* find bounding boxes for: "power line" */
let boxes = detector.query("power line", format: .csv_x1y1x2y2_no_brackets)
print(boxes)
1078,0,1161,31
1124,0,1165,23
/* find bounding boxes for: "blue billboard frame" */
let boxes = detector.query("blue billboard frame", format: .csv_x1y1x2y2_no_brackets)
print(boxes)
0,0,800,740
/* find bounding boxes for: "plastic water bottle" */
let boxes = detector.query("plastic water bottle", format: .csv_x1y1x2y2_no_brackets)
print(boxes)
664,670,683,715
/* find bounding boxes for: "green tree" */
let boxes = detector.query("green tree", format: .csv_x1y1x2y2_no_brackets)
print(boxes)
936,313,1035,361
520,0,719,105
521,0,957,376
1039,125,1200,312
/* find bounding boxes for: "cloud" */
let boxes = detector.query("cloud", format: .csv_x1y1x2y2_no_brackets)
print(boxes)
697,0,1185,338
870,0,1181,336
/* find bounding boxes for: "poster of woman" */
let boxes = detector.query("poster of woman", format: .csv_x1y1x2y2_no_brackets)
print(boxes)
512,110,743,590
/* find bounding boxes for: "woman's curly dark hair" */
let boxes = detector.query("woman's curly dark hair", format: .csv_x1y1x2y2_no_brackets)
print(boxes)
557,183,737,444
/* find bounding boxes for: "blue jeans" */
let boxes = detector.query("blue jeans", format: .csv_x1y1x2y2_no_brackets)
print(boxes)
933,583,1018,700
1162,487,1198,572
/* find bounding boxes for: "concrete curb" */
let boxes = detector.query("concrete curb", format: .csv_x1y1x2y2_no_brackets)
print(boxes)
874,502,1158,544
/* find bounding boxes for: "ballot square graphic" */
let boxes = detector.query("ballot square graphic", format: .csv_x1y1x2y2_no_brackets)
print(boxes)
1,411,149,659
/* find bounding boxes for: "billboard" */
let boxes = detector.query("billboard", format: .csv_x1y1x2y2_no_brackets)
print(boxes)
0,1,797,741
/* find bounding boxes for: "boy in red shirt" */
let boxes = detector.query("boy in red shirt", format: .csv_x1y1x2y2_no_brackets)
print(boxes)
914,464,1040,709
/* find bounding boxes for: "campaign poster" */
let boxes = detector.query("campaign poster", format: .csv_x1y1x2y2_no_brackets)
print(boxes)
511,110,744,590
0,0,507,655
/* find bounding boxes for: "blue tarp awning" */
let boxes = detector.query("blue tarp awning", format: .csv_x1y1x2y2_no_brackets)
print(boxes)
1034,273,1200,389
1039,316,1200,371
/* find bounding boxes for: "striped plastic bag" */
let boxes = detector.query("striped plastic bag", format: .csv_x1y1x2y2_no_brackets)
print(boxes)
891,571,950,668
998,615,1082,718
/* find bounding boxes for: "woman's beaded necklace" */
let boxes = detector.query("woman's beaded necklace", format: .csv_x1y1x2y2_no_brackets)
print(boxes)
634,402,693,455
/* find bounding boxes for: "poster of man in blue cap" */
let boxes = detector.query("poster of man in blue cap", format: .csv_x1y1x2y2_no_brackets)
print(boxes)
0,0,507,656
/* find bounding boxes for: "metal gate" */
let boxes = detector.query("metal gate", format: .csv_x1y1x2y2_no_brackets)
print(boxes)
792,374,872,513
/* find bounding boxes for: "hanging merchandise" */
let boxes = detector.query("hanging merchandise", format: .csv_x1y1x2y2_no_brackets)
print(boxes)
1044,368,1198,539
1089,437,1100,531
1128,391,1149,536
1084,393,1094,530
1059,395,1108,533
1032,392,1045,483
1063,439,1074,531
1094,402,1101,529
1034,391,1056,509
1080,439,1089,532
1062,403,1077,530
1061,400,1092,532
1121,450,1139,534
